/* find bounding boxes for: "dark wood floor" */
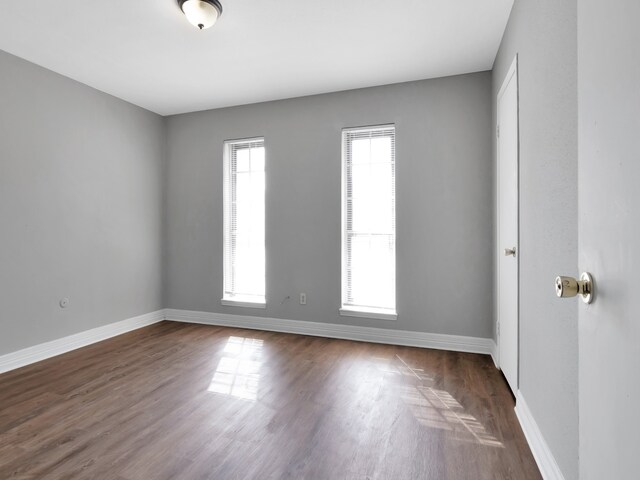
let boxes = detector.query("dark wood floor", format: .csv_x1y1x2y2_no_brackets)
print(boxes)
0,321,540,479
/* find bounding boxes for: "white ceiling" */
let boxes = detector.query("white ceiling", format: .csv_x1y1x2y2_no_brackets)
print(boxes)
0,0,513,116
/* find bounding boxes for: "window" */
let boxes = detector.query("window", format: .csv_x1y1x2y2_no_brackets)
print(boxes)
222,138,266,308
341,125,396,320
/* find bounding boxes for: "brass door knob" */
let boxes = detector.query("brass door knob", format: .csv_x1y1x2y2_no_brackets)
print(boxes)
555,272,594,304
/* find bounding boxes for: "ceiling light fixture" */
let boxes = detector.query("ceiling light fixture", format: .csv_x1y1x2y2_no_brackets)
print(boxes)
178,0,223,30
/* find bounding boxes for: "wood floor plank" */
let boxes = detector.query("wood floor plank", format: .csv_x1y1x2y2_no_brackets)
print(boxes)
0,321,541,479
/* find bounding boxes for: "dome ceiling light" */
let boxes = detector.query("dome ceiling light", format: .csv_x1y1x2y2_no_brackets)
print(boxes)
178,0,223,30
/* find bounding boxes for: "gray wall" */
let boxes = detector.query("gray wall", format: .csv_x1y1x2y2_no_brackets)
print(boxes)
0,50,165,356
492,1,578,478
165,73,494,338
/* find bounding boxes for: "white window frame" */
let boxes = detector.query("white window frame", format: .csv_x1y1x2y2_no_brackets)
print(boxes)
222,137,266,309
340,124,397,321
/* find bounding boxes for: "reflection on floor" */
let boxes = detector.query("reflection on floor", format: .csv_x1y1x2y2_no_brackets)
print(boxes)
208,336,264,400
207,335,506,455
392,355,503,448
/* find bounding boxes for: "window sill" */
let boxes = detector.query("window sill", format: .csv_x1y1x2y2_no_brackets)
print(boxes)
221,298,266,309
339,307,397,321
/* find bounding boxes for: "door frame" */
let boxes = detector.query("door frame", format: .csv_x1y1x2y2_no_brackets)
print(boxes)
496,55,520,387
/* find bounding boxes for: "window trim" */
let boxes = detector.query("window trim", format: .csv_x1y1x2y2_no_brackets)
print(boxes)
221,298,267,309
340,124,397,319
222,136,266,307
339,306,398,321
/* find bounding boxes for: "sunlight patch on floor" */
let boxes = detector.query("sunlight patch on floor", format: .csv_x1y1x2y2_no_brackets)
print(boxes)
208,336,264,401
393,355,503,448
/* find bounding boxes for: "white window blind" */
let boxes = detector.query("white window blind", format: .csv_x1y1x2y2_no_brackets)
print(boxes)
223,138,266,306
341,125,396,318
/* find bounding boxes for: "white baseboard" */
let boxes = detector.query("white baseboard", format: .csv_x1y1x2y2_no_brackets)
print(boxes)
0,308,495,376
515,391,565,480
164,308,494,355
0,309,165,374
490,340,499,368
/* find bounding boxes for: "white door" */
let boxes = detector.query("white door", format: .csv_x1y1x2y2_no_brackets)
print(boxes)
497,56,519,395
578,1,640,478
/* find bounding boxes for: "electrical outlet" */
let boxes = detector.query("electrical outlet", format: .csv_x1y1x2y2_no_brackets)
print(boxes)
300,293,307,305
